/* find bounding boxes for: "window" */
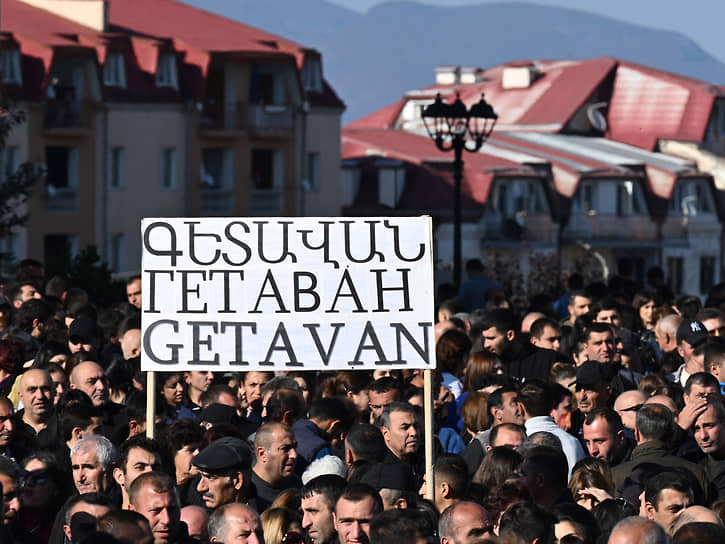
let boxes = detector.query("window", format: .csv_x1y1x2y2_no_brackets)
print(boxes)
701,256,716,293
108,147,124,189
160,147,176,189
616,180,644,216
2,146,19,181
156,53,178,89
201,148,233,189
302,57,322,92
305,152,320,192
378,164,405,208
104,52,126,88
667,257,683,295
573,182,596,214
250,64,284,105
0,49,22,84
251,149,281,190
45,146,79,189
670,180,715,215
110,233,124,273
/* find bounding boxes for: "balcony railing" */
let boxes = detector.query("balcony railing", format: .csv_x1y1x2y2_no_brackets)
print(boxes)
564,214,657,242
43,98,91,129
200,101,246,131
249,104,293,130
251,189,282,214
482,213,553,243
45,187,78,213
201,189,233,214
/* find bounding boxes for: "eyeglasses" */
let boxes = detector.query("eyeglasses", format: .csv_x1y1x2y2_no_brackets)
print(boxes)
282,532,305,544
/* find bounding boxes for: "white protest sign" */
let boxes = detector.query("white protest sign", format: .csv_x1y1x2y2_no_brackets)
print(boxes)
141,217,435,371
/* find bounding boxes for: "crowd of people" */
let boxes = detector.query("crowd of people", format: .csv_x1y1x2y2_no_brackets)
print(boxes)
2,256,725,544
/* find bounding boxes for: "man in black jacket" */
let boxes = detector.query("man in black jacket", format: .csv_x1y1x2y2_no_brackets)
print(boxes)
481,309,559,381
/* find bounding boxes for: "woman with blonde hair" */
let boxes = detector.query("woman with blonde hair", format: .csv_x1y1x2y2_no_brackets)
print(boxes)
261,507,304,544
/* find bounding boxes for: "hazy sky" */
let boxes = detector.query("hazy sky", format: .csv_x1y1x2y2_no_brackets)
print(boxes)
330,0,725,63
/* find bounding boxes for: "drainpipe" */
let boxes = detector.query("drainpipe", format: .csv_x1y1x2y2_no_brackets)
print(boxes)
183,99,192,216
299,99,309,217
101,104,109,259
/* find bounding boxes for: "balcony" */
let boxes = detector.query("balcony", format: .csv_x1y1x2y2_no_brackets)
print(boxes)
482,213,553,245
249,104,293,134
251,189,283,215
43,98,92,133
45,187,78,213
201,189,233,214
200,101,246,133
564,214,657,245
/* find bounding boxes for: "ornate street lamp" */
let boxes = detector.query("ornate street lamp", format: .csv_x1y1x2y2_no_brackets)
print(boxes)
421,92,497,290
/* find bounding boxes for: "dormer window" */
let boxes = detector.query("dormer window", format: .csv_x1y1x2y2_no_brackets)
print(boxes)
156,53,178,89
1,48,22,84
104,52,126,88
302,57,322,92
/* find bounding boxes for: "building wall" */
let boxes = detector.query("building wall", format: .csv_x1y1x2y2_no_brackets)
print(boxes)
25,102,98,266
105,104,188,273
304,107,343,216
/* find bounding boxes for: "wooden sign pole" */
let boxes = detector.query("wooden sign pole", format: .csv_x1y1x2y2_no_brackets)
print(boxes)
424,368,434,500
146,371,155,439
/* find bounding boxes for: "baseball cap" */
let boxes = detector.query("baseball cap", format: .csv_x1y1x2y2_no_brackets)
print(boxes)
676,320,708,347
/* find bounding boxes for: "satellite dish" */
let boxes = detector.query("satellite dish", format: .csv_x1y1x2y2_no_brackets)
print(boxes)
587,104,608,132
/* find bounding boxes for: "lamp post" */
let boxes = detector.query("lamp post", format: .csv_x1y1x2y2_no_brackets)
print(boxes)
421,93,497,291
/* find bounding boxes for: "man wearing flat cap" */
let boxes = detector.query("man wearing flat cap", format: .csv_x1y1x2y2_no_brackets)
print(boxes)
194,436,256,510
669,319,710,387
360,462,418,510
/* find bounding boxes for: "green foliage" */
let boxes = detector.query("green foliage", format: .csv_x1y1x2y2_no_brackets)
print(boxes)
0,103,39,239
67,245,125,307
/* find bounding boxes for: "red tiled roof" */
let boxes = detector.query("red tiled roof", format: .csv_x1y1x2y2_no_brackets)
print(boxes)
342,127,541,207
347,98,406,129
607,60,722,150
107,0,305,63
463,57,617,128
2,0,342,103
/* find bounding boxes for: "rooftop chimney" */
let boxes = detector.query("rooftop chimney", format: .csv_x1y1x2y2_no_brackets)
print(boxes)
460,67,485,84
18,0,108,32
502,64,539,89
435,66,460,86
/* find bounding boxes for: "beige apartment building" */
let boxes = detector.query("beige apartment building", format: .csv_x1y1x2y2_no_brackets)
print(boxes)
0,0,345,274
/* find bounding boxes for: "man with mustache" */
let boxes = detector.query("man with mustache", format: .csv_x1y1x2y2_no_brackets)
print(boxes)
251,422,300,512
16,369,57,449
193,436,254,510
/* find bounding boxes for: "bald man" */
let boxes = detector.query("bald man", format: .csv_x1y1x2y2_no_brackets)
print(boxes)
670,505,722,536
17,368,56,448
70,361,126,437
608,516,667,544
209,504,263,544
614,390,648,432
